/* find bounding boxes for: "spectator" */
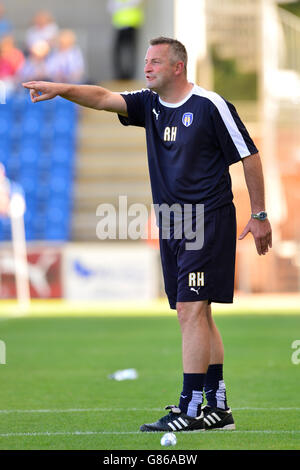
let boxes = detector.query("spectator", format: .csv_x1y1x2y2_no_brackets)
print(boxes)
19,39,51,82
0,34,25,77
0,163,10,216
0,3,12,39
26,10,58,51
0,35,25,94
47,29,85,83
108,0,144,80
0,49,14,81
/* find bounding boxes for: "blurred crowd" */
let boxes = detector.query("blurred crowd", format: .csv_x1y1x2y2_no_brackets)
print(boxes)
0,5,85,92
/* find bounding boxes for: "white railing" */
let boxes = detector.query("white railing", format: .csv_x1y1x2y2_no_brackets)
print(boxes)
205,0,259,71
278,7,300,74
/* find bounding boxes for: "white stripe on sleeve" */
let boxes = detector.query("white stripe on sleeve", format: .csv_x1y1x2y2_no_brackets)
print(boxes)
193,86,250,158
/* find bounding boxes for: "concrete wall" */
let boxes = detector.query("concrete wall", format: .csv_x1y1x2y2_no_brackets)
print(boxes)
2,0,174,84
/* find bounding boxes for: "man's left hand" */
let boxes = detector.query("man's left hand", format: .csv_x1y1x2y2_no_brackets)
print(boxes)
239,219,272,255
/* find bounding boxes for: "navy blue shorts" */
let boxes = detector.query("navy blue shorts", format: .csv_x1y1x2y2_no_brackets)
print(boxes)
159,203,237,310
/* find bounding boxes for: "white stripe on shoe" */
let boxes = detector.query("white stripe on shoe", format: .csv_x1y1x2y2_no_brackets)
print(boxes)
207,415,216,424
168,422,177,431
178,417,189,427
212,412,222,422
204,418,212,427
172,420,183,430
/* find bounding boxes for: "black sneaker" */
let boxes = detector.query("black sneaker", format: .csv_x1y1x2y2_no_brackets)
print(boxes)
140,405,204,432
202,405,235,430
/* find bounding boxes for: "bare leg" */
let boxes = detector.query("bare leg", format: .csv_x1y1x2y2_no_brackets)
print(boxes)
176,300,210,373
206,303,224,364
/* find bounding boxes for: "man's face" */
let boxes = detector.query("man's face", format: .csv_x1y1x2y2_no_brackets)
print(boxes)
144,44,176,93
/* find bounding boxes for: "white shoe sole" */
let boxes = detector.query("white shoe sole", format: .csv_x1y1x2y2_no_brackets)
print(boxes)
206,423,236,430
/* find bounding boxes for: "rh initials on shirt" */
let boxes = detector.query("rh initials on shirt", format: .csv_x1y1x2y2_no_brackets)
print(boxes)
188,272,205,287
164,126,177,141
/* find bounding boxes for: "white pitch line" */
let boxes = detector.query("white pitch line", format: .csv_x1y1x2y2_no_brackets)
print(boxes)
0,407,299,414
0,430,300,438
235,407,300,411
0,408,162,414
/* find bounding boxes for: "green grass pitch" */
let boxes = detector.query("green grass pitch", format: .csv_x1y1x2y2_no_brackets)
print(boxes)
0,303,299,450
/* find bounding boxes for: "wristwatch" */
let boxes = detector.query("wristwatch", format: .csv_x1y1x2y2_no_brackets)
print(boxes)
251,211,268,221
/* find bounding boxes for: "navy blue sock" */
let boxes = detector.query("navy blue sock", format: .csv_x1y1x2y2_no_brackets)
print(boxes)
178,373,205,417
204,364,228,410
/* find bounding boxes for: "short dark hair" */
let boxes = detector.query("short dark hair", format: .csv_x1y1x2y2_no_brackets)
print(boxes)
149,36,187,72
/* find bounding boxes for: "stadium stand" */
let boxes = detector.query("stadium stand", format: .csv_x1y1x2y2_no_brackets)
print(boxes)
72,80,152,241
0,90,78,241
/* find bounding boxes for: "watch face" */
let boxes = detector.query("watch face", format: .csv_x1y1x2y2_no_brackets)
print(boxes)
252,212,267,220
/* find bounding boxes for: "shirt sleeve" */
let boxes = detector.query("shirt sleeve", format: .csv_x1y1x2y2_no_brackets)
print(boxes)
210,96,258,166
118,89,151,128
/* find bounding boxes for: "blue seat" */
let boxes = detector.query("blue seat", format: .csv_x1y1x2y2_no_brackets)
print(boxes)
51,146,74,167
53,115,77,138
0,220,4,240
52,137,76,155
1,94,77,241
40,123,55,145
24,99,44,116
24,195,37,212
49,173,72,197
46,204,71,226
32,214,47,234
19,146,40,167
11,91,28,114
44,225,69,240
37,150,52,173
24,227,35,241
0,115,13,142
24,208,36,240
10,122,22,142
18,173,37,198
21,115,43,139
0,146,10,166
45,203,70,240
2,218,12,240
0,99,13,117
36,180,51,203
6,154,21,178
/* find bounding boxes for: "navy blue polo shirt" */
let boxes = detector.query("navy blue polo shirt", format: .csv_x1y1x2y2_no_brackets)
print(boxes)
118,84,258,212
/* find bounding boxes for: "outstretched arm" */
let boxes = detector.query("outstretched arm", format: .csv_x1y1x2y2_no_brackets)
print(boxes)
238,152,272,255
22,81,128,116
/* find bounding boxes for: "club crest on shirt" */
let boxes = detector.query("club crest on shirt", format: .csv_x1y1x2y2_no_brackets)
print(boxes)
182,112,193,127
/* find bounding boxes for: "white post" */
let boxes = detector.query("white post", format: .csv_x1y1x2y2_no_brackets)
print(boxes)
259,0,287,242
9,192,30,313
174,0,209,85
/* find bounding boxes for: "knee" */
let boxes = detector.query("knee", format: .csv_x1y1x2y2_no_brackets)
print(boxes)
176,301,208,327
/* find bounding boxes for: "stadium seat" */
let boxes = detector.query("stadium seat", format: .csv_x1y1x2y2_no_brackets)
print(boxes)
0,145,11,166
32,214,47,236
6,154,21,179
1,218,12,240
18,173,37,199
19,146,40,167
45,207,70,240
1,94,78,241
0,115,13,141
22,115,42,137
49,173,72,196
0,98,13,117
51,146,74,167
36,179,51,203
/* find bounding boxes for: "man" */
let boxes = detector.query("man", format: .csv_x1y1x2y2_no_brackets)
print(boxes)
23,36,272,432
107,0,144,80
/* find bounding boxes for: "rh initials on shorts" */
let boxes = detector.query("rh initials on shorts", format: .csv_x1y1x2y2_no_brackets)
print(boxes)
188,272,204,287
